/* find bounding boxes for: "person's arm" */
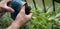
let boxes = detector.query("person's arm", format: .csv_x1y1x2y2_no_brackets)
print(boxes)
7,5,32,29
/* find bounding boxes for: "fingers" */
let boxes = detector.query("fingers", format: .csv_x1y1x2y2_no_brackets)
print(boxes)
5,6,15,13
0,0,14,13
1,6,14,13
5,0,14,13
4,0,12,2
1,0,12,3
7,0,12,6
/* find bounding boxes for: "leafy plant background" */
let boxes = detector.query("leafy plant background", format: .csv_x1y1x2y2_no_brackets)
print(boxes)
0,0,60,29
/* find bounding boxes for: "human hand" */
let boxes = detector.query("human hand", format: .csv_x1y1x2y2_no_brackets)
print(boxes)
0,0,14,13
15,5,32,25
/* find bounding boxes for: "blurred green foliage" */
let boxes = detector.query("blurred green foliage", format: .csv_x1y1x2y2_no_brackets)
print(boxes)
0,0,60,29
21,6,60,29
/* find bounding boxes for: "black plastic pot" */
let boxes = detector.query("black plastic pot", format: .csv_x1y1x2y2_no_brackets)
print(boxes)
11,0,31,20
54,0,60,3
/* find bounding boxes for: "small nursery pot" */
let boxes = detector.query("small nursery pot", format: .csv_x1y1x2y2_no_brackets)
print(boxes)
11,0,26,20
11,0,31,20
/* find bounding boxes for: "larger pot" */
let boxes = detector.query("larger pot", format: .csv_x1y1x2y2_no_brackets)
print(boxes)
54,0,60,3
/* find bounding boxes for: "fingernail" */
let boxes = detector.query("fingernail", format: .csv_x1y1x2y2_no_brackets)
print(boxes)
11,10,15,13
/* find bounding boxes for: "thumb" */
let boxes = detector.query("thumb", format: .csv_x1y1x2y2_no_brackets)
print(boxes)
26,13,33,19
